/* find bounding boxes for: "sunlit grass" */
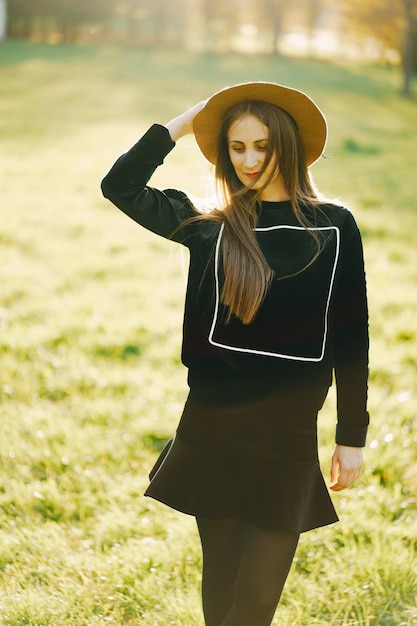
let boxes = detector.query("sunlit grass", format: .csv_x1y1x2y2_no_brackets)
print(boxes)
0,40,416,624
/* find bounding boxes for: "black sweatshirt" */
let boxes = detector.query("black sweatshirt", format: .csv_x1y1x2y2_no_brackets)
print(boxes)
101,124,369,447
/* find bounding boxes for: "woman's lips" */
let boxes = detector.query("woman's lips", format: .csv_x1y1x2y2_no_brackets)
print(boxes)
245,172,259,179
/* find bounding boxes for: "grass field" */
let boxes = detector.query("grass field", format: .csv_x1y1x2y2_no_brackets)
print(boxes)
0,39,416,625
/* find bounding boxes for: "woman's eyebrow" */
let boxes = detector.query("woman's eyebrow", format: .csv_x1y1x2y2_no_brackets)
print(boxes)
228,139,268,144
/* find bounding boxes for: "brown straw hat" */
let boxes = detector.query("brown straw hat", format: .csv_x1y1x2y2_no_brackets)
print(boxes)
193,82,327,167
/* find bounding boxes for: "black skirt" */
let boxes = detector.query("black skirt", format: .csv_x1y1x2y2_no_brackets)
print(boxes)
145,382,339,533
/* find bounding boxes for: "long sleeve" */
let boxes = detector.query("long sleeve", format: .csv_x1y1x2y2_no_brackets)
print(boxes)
101,124,197,243
330,210,369,447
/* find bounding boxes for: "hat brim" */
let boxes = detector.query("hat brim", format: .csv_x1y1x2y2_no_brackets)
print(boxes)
193,82,327,167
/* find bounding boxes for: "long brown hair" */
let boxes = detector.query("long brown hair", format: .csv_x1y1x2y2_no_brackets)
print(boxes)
199,100,325,325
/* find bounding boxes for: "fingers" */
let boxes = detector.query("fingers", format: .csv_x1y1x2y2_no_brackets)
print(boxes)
181,100,208,127
183,100,207,132
330,452,338,485
165,100,208,142
329,466,361,491
329,445,363,492
190,99,208,117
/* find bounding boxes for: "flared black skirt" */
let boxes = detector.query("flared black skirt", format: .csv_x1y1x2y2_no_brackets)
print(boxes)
145,382,339,533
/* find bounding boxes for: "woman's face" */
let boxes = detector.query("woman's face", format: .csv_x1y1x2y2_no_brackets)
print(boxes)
227,114,288,201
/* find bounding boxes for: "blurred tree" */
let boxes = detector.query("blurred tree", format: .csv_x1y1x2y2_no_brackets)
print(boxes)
259,0,291,55
7,0,114,41
305,0,324,49
147,0,187,48
0,0,6,40
3,0,417,93
341,0,416,96
402,0,417,95
200,0,241,52
258,0,331,56
7,0,31,37
115,0,149,45
54,0,114,42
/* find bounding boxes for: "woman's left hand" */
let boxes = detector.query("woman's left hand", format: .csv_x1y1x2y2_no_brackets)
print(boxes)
329,444,363,491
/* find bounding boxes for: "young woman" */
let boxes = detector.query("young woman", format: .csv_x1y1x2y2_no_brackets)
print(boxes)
101,82,369,626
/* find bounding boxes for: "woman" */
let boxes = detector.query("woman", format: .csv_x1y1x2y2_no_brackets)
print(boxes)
101,82,369,626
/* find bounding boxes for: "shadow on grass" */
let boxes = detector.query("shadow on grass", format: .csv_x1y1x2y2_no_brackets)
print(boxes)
142,432,171,453
0,38,100,65
1,38,411,104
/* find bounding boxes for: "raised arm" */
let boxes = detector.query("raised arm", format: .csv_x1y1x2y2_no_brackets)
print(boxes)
101,100,207,242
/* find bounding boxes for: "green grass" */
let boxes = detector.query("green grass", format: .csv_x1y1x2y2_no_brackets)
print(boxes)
1,39,416,625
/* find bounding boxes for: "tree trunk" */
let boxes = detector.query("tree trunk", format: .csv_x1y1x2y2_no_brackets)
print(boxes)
0,0,6,41
265,0,289,57
306,0,321,56
401,0,416,96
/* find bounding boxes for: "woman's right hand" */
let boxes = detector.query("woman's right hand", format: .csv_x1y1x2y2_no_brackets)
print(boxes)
165,100,207,142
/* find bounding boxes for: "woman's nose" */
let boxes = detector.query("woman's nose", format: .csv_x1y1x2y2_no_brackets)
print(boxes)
244,150,258,168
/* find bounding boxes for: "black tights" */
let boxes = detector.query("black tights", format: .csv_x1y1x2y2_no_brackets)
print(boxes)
196,516,299,626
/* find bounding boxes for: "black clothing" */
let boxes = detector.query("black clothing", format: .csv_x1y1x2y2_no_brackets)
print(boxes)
101,124,369,532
